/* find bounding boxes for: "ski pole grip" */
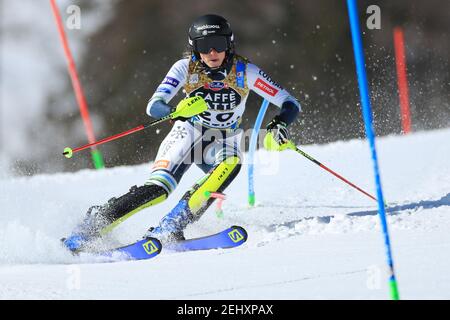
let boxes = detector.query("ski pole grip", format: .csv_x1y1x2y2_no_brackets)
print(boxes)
171,96,208,119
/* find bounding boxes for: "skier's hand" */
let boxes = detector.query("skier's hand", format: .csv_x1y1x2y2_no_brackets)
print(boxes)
171,96,208,121
263,116,295,151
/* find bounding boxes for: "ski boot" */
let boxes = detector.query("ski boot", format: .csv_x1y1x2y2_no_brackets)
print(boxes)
144,199,194,243
62,205,111,252
62,184,169,252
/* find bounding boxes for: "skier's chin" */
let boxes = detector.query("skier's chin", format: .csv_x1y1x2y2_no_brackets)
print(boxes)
205,62,221,69
201,57,222,68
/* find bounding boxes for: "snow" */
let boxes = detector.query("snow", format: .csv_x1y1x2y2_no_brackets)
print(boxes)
0,128,449,299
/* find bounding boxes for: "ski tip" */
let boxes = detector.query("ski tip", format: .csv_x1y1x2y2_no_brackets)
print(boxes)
102,237,163,262
229,226,248,244
140,237,163,256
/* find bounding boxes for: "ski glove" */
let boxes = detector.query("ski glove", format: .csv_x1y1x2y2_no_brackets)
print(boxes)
264,116,295,151
171,96,208,122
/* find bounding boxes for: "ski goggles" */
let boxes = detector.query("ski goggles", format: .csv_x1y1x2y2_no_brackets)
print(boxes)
193,35,231,54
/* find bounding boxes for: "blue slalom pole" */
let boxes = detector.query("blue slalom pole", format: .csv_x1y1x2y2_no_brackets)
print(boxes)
346,0,400,300
248,99,270,206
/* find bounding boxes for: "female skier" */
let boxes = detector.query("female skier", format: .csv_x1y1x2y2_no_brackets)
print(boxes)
63,14,301,250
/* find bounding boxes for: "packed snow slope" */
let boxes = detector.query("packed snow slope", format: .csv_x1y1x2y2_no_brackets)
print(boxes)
0,128,449,299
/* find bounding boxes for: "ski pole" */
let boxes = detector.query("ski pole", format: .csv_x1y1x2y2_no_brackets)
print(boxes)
63,96,208,158
288,143,378,202
63,115,171,158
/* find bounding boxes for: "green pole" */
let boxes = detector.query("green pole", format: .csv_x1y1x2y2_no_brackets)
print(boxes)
91,149,105,169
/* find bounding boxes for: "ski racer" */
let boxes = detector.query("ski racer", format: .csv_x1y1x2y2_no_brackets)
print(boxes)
63,14,301,250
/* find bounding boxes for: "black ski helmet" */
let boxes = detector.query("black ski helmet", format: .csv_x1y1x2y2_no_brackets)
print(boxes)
188,14,234,58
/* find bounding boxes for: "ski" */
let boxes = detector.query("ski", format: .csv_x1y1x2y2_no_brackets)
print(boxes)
165,226,248,252
93,237,162,261
64,226,246,261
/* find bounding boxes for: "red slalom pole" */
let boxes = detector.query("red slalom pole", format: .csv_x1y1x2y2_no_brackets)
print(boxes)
290,145,378,202
49,0,104,168
393,27,412,134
